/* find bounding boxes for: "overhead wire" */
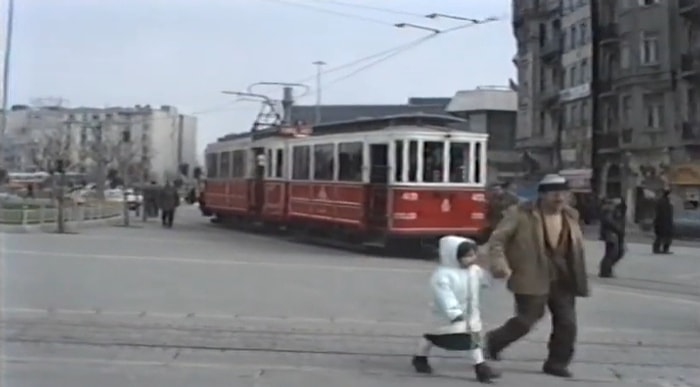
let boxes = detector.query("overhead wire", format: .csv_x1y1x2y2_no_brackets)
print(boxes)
297,16,505,99
304,0,427,17
259,0,395,26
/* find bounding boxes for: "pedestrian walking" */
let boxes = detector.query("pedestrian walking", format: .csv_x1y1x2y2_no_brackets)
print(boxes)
411,235,501,383
653,189,674,254
598,198,626,278
485,181,520,239
485,174,589,378
158,181,180,228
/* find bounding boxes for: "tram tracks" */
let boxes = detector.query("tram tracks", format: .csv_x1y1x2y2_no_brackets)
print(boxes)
4,314,700,370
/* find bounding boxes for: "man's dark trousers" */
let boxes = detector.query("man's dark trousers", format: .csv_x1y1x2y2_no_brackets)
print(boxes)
487,282,577,367
161,210,174,227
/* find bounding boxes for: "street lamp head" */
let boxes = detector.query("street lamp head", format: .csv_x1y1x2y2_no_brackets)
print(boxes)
394,23,407,28
425,13,438,19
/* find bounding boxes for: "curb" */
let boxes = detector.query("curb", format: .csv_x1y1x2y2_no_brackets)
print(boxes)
0,215,123,234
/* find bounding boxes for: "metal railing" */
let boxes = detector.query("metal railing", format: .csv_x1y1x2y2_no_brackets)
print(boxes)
0,201,122,226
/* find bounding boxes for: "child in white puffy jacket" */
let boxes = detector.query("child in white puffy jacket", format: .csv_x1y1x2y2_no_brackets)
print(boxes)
411,235,501,383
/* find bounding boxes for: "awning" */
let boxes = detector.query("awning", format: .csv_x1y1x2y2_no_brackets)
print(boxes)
669,163,700,186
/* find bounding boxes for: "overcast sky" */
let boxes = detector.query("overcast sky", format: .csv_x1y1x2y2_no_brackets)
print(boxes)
8,0,515,154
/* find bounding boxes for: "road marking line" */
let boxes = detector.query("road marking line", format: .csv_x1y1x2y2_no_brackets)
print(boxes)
2,356,330,373
3,249,428,274
3,307,699,337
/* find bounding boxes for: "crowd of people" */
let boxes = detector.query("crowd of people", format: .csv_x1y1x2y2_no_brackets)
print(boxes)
411,174,676,383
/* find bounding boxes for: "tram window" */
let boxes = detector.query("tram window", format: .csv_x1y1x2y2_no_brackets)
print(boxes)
231,150,246,178
474,142,483,184
275,148,284,178
423,141,444,183
206,153,218,178
394,140,403,182
266,149,273,178
219,151,231,178
313,143,335,181
292,145,311,180
449,142,470,183
408,140,418,182
338,142,363,182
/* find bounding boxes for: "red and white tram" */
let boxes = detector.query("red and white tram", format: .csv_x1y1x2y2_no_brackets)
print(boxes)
200,114,488,253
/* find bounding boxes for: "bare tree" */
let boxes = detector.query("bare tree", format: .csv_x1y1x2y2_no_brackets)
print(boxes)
28,125,72,172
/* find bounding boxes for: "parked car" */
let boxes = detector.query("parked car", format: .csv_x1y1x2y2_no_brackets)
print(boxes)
104,188,143,211
673,211,700,239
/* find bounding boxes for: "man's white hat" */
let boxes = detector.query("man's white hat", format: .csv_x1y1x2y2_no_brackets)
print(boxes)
538,174,569,193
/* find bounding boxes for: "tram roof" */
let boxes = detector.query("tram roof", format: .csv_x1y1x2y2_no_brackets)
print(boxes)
215,113,470,143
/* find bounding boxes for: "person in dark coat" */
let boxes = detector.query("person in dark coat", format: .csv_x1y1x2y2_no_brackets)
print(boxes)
653,189,674,254
598,199,626,278
485,182,520,239
159,182,180,228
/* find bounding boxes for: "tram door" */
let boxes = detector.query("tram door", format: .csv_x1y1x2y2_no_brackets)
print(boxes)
251,147,266,214
367,143,389,229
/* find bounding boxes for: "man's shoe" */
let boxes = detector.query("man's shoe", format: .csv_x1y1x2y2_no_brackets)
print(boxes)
411,356,432,374
474,362,501,383
543,363,573,378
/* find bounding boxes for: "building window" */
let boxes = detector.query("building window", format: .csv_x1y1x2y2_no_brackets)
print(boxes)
292,145,311,180
640,32,659,65
337,142,363,182
643,94,664,129
621,95,632,124
579,21,588,45
638,0,659,5
620,44,631,68
580,59,588,83
313,143,334,180
569,63,578,86
538,111,546,136
571,104,579,126
581,101,590,125
570,25,577,50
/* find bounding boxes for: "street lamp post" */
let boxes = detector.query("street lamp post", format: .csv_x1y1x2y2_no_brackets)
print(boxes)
312,61,326,125
0,0,16,168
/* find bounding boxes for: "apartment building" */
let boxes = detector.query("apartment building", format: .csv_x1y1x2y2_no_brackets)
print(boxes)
2,104,199,184
595,0,700,210
513,0,700,214
512,0,572,179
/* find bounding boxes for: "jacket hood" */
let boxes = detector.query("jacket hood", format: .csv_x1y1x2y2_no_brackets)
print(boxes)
438,235,475,268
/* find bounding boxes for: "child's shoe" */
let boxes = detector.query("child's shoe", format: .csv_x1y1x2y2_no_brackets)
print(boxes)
411,356,433,374
474,362,501,383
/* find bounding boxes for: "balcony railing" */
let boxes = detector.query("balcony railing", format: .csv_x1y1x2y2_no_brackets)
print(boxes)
679,0,700,19
598,24,619,43
540,38,562,59
597,132,620,150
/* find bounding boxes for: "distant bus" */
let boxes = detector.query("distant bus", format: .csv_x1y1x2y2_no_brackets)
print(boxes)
7,172,50,188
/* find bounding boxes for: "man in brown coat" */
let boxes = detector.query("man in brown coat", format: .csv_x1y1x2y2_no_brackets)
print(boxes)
485,174,589,378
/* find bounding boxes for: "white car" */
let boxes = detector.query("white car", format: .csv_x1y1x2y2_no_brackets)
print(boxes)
105,188,143,210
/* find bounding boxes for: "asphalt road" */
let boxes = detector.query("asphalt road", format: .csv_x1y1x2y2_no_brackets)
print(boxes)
1,207,699,387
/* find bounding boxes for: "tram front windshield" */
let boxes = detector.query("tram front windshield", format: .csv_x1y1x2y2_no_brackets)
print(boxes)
395,139,484,184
